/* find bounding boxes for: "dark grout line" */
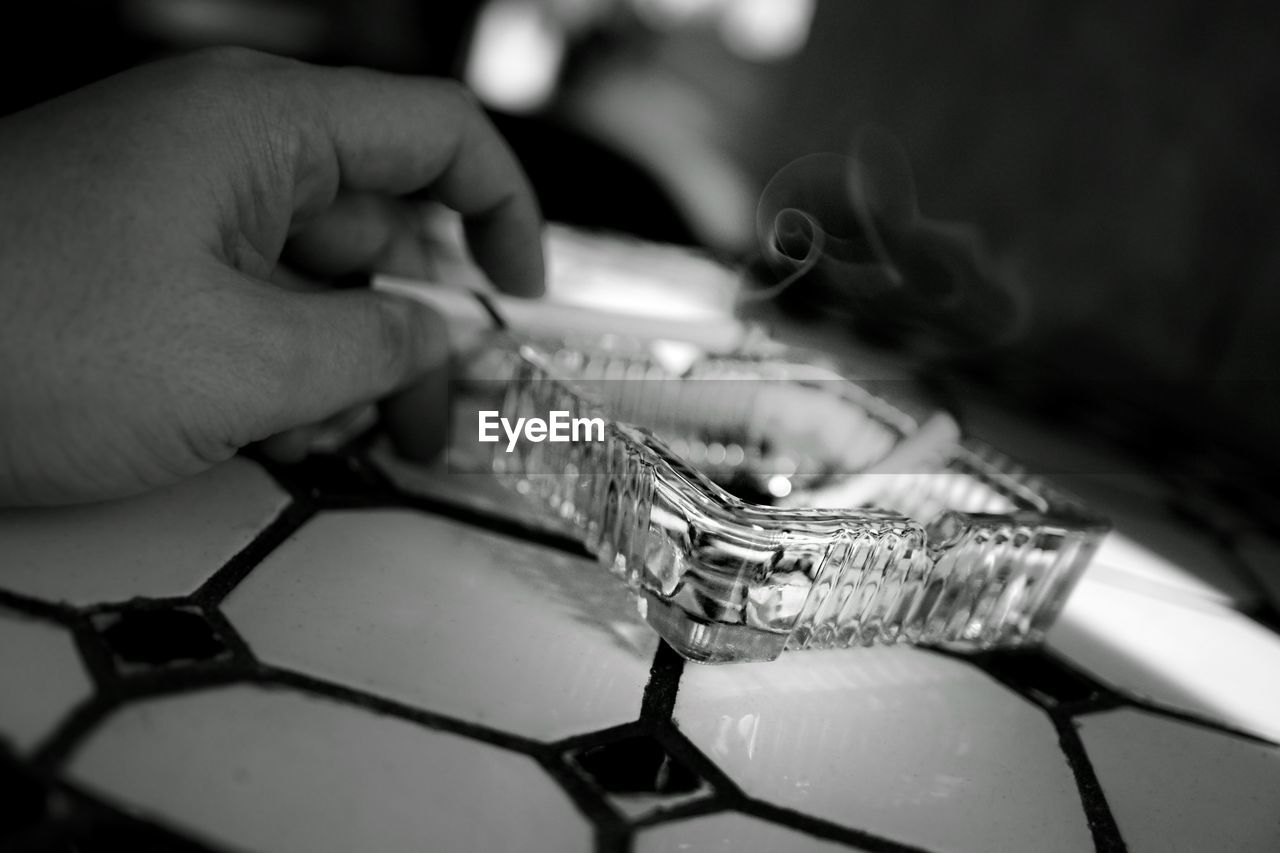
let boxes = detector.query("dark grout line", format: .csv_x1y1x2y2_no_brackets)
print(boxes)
639,642,685,723
1050,713,1127,852
257,666,548,755
199,604,258,665
550,721,649,753
20,438,1266,853
650,725,745,802
77,595,192,616
29,695,114,772
68,615,121,692
628,795,728,829
1051,694,1128,718
918,645,1129,851
31,626,258,771
595,825,633,853
530,748,632,852
192,500,317,605
0,588,77,624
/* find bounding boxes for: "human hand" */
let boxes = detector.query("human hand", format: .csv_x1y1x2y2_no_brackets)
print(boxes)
0,47,543,506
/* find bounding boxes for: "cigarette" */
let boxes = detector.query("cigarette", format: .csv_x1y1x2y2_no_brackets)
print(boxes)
372,274,747,353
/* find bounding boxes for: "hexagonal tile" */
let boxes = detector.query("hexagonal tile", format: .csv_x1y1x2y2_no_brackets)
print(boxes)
0,459,287,606
224,510,657,740
674,646,1091,852
67,684,590,853
1048,576,1280,743
1079,709,1280,851
637,812,861,853
0,608,92,753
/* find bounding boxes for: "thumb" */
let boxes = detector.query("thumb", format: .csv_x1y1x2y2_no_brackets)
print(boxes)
225,282,450,441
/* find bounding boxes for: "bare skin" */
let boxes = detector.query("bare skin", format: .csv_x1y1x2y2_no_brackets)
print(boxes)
0,47,544,506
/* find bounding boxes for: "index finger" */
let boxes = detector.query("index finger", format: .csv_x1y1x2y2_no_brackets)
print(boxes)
286,63,544,296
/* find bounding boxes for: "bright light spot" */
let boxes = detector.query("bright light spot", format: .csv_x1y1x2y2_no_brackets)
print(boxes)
544,225,740,320
720,0,815,61
465,0,565,114
766,474,793,498
650,340,704,375
724,444,745,466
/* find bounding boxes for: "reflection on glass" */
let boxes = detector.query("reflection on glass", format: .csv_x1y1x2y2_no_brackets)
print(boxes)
494,339,1109,663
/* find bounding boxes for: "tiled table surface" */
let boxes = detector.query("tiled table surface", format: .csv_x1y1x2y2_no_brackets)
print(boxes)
3,407,1280,852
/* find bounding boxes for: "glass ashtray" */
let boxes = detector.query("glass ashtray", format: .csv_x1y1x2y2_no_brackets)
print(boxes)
488,339,1109,663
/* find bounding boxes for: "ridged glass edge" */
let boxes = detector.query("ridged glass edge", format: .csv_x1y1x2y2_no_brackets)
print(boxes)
493,343,1110,663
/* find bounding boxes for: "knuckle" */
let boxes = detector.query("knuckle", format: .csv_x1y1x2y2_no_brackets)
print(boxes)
168,47,277,104
173,46,303,125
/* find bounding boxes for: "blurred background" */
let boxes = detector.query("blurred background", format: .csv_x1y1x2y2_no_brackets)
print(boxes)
3,0,1278,520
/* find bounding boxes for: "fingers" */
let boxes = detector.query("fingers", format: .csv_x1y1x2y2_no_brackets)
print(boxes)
284,193,465,282
284,192,412,279
257,427,317,464
216,273,451,441
285,64,544,296
256,405,376,463
380,366,452,463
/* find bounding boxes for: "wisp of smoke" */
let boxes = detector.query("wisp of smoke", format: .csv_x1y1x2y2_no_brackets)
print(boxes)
749,127,1027,354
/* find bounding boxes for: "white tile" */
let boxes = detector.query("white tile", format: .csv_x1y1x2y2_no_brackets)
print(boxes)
1079,709,1280,852
0,608,92,752
673,647,1090,852
225,510,657,740
637,813,859,853
0,460,287,606
1049,576,1280,743
68,684,589,853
